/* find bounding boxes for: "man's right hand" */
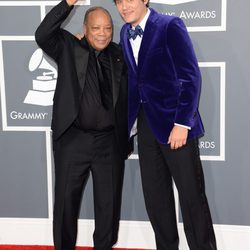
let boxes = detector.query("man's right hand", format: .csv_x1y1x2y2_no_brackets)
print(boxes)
66,0,78,6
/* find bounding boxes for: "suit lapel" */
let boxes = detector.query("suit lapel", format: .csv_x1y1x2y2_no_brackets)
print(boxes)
122,25,137,74
108,44,124,107
74,39,89,91
138,9,158,73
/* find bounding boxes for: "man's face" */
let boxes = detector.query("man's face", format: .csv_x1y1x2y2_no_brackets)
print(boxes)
84,9,112,51
115,0,148,27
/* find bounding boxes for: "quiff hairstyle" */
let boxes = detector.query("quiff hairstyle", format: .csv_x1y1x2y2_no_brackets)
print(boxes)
113,0,150,8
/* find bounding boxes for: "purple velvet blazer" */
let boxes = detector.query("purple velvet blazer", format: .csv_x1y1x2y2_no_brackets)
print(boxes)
120,8,205,144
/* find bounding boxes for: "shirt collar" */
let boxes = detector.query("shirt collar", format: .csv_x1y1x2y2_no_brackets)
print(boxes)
136,8,150,31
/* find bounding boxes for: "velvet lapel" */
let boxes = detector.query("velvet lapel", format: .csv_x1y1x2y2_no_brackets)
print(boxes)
138,9,159,73
122,24,137,74
74,39,89,91
108,45,124,107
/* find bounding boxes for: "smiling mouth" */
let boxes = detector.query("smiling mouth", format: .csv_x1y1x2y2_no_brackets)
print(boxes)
96,40,107,43
123,11,132,17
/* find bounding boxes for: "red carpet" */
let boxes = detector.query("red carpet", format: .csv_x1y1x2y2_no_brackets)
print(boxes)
0,246,149,250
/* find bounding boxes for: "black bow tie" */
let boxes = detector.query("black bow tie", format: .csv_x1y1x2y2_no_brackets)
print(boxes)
128,25,143,40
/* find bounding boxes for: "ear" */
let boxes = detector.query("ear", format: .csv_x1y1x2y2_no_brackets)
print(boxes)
144,0,149,6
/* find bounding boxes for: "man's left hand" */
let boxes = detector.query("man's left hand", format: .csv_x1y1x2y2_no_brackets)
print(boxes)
168,125,188,150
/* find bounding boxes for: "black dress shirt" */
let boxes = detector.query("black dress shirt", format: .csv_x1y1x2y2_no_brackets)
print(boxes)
74,38,114,132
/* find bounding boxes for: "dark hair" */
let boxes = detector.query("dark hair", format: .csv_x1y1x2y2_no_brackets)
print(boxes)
113,0,149,8
84,6,113,26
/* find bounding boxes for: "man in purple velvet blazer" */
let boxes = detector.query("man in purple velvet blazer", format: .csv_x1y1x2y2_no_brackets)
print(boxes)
114,0,217,249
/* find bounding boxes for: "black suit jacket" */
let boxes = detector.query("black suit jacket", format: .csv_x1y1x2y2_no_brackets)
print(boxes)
35,0,130,159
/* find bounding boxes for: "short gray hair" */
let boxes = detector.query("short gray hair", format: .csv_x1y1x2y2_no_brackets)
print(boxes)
84,6,113,26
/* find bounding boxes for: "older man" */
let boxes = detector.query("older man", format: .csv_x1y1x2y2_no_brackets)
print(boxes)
35,1,130,249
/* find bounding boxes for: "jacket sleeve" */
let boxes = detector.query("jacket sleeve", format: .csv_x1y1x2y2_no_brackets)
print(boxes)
35,0,74,61
166,17,201,128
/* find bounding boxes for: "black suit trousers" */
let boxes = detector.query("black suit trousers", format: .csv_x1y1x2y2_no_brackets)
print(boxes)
52,125,124,250
137,108,217,250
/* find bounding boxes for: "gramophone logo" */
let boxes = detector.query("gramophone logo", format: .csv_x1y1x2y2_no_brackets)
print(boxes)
24,48,57,106
151,0,199,4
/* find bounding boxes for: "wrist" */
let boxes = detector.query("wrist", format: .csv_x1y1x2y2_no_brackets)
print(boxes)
66,0,75,6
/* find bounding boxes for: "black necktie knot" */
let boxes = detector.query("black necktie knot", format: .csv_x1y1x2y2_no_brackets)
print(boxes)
128,25,143,40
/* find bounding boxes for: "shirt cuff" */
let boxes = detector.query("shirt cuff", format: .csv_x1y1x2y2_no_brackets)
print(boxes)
174,123,191,130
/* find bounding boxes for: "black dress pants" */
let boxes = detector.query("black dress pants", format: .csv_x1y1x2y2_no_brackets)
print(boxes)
137,108,217,250
52,125,124,250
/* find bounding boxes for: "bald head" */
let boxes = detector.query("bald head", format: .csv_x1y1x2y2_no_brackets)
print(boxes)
84,6,113,26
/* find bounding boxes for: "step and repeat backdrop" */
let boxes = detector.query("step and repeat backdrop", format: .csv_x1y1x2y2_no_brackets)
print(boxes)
0,0,250,249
